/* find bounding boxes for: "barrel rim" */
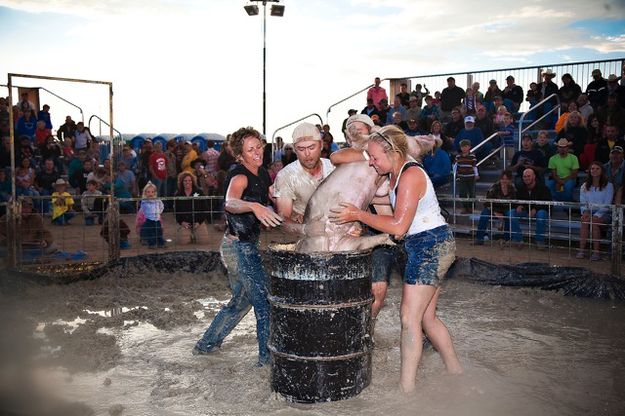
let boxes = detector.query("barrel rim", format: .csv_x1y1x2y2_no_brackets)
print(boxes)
268,242,374,258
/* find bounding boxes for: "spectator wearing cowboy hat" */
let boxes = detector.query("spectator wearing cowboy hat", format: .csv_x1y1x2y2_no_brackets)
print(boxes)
51,178,75,225
540,69,559,129
546,138,579,202
586,69,608,110
606,74,625,108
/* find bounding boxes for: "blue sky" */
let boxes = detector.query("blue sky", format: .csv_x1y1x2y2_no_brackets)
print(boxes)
0,0,624,141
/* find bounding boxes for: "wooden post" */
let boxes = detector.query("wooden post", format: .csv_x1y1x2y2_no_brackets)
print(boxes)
107,197,120,262
611,205,622,278
6,200,19,269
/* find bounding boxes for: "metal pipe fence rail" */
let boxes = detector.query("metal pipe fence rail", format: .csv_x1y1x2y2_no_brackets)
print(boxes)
439,196,623,276
323,58,624,140
2,195,622,277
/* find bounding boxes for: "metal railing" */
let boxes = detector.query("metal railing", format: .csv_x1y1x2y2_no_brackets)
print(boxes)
439,196,623,276
517,93,561,150
3,193,622,276
323,57,624,139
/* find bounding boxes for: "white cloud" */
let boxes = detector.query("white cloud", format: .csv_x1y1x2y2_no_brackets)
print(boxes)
0,0,623,139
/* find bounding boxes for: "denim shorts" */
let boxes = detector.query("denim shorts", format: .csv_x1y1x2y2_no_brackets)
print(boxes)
403,225,456,286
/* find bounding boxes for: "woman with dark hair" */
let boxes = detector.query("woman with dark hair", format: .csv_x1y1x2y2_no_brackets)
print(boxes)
474,170,516,245
558,73,582,104
580,114,602,168
576,161,614,261
194,127,283,367
174,171,208,244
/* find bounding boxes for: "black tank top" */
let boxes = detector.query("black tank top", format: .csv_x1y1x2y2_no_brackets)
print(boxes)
224,163,271,242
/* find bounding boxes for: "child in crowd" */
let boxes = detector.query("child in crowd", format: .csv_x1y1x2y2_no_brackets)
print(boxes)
526,82,540,108
494,105,508,128
497,112,516,162
51,178,75,225
268,160,284,183
533,130,556,160
81,179,102,226
463,87,478,115
454,139,479,214
138,181,165,248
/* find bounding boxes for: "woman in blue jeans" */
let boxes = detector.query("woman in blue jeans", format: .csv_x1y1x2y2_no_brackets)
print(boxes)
475,170,516,244
193,127,283,367
329,125,462,393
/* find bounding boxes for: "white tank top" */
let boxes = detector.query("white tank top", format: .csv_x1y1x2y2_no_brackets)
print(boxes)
389,161,447,236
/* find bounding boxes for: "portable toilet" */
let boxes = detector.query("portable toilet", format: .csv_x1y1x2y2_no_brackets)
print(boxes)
152,133,176,150
193,132,226,151
174,133,195,145
129,133,156,152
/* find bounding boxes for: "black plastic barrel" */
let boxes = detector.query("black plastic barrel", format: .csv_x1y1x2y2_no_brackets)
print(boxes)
266,243,373,403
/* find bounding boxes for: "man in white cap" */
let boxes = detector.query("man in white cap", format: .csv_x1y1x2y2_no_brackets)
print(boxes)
273,122,335,224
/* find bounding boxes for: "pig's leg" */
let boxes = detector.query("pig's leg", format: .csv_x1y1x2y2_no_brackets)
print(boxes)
341,233,395,251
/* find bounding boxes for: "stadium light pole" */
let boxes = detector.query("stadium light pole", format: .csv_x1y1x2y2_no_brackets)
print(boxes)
244,0,284,136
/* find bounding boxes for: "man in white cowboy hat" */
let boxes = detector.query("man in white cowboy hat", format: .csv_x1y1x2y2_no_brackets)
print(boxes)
273,122,335,225
540,69,559,128
586,68,608,110
546,138,579,202
51,178,75,225
606,74,625,108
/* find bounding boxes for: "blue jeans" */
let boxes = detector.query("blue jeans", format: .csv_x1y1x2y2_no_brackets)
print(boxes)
195,236,271,365
140,219,164,247
546,178,575,202
52,211,75,225
151,178,167,199
476,208,497,241
505,208,548,242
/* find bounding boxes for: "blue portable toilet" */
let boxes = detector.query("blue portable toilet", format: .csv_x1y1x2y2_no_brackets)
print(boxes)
129,133,156,152
152,133,176,149
193,132,226,152
173,133,195,145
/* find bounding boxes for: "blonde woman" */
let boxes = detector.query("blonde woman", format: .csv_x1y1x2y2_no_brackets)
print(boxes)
329,125,462,392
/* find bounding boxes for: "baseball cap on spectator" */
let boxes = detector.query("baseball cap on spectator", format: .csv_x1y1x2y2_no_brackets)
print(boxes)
292,122,321,144
464,116,475,123
53,178,67,187
608,74,619,82
459,139,471,147
611,146,624,154
346,114,375,128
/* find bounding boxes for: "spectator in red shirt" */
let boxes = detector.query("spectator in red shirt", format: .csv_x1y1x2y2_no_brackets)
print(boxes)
149,141,168,198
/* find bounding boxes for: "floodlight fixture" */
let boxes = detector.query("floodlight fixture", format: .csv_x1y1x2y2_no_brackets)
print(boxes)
270,5,285,16
244,5,259,16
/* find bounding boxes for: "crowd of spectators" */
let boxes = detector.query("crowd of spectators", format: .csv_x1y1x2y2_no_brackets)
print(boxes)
1,66,624,259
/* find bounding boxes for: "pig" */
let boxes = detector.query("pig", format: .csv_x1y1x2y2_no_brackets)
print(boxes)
294,122,437,253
